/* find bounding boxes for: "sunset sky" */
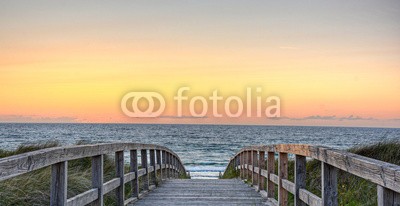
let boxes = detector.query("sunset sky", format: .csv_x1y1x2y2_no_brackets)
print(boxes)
1,1,399,127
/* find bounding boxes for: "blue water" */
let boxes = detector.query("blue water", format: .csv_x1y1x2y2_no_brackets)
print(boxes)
0,123,399,178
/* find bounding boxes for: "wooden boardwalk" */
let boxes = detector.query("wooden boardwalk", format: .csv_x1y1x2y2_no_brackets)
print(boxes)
0,143,399,206
132,179,267,206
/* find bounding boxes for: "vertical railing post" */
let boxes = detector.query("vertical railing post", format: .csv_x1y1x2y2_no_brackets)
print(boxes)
377,186,400,206
235,156,239,171
267,152,275,199
279,152,288,206
295,155,306,206
174,156,178,178
130,150,139,198
115,151,125,206
156,149,162,183
252,150,257,186
150,149,156,186
172,156,176,178
322,162,338,206
141,149,149,190
247,150,251,181
166,152,170,178
162,150,167,180
171,155,175,178
258,151,265,192
240,152,244,179
51,161,67,206
92,155,104,206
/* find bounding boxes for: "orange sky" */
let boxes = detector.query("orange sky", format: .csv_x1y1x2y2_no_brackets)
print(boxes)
0,1,399,127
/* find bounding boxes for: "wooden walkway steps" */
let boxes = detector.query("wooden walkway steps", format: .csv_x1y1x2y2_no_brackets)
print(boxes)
132,179,268,206
1,143,399,206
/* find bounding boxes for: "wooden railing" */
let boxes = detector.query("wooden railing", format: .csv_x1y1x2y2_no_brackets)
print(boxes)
224,144,400,206
0,143,186,206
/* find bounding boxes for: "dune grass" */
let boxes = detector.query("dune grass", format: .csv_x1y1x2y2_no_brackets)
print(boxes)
0,141,187,206
222,141,400,206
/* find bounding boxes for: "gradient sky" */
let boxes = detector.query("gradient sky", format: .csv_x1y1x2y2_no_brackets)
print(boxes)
1,0,399,127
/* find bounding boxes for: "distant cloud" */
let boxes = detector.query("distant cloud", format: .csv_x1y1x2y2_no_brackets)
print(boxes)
338,115,376,121
0,115,77,123
158,115,208,119
275,115,377,121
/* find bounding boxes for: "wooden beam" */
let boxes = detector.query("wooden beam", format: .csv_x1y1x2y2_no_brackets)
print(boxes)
377,185,400,206
141,149,149,190
322,162,338,206
162,150,167,179
130,150,139,198
259,151,265,191
92,155,103,206
267,152,275,199
252,150,257,186
295,155,306,206
279,153,288,206
51,161,68,206
240,152,244,179
150,149,156,185
247,151,251,181
115,151,124,206
156,149,162,183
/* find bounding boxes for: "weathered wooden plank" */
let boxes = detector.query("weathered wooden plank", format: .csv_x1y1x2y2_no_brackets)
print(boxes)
156,149,162,182
377,185,400,206
103,178,120,195
295,155,306,206
51,161,67,206
165,152,170,178
232,144,400,193
259,151,265,191
260,169,268,178
267,152,275,199
247,151,251,181
322,162,338,206
134,179,266,205
67,188,98,206
0,143,185,182
254,166,259,174
124,197,138,205
115,151,125,206
130,149,139,198
91,155,103,206
279,152,288,206
162,150,167,179
299,189,322,206
281,179,295,194
150,149,156,185
240,152,244,179
137,168,147,177
141,149,149,190
124,172,136,184
252,150,258,186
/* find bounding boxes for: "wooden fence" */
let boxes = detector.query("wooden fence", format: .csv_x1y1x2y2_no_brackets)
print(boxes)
0,143,186,206
224,144,400,206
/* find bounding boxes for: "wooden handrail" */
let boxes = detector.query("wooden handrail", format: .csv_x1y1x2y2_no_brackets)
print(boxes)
224,144,400,206
0,143,186,206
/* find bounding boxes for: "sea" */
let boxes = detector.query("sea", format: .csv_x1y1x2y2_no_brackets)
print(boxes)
0,123,399,179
